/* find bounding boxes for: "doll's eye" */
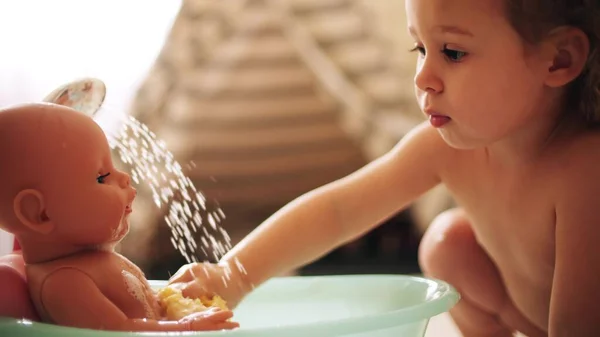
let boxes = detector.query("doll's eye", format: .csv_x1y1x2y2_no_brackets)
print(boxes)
97,172,111,184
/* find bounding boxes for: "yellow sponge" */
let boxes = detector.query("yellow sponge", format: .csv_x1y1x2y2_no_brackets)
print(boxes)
157,286,228,320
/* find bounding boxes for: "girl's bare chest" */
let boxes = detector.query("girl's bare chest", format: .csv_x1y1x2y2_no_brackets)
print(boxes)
445,166,557,279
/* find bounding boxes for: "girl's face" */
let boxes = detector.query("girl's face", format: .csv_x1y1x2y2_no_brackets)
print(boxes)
406,0,554,149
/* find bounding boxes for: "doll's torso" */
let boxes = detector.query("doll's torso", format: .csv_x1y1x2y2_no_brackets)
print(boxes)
26,250,162,324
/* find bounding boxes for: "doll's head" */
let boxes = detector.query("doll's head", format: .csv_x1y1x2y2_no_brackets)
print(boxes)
0,79,136,263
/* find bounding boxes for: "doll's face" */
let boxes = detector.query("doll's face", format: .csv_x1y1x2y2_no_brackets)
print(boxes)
37,106,137,247
0,79,134,252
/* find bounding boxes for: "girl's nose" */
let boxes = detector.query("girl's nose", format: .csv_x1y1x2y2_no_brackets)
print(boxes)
414,57,444,94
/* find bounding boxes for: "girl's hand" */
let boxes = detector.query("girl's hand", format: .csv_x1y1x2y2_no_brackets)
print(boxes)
168,262,252,310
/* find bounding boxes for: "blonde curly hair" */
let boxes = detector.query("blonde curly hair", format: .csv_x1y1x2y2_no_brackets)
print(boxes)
505,0,600,123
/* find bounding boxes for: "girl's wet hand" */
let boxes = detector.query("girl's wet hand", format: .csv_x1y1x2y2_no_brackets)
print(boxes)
179,307,239,331
168,262,252,309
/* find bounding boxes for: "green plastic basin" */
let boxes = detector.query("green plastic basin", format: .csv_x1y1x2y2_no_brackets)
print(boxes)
0,274,459,337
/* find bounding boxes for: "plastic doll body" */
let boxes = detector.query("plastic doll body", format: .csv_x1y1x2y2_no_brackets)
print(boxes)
28,250,161,327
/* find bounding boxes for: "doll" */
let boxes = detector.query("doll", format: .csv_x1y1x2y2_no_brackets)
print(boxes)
0,78,238,332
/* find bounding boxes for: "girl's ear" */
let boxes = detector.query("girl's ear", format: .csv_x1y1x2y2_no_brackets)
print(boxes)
43,78,106,117
543,26,590,88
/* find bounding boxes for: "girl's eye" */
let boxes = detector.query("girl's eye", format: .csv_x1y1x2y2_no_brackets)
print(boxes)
442,46,467,62
97,172,111,184
409,45,426,56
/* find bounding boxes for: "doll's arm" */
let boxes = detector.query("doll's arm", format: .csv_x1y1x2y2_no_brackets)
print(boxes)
40,268,237,331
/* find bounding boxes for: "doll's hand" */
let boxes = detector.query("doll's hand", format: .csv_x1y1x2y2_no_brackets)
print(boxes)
168,262,252,309
179,307,239,331
0,253,39,321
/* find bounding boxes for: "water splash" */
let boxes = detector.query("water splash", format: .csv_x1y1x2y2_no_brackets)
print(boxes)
105,115,233,264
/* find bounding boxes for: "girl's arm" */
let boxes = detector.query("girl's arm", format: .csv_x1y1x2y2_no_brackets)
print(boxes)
221,122,452,288
550,149,600,337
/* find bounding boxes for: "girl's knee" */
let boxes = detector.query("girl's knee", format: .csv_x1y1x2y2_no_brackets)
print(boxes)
419,209,508,311
418,208,476,277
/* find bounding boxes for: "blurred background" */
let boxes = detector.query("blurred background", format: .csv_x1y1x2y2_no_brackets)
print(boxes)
0,0,454,279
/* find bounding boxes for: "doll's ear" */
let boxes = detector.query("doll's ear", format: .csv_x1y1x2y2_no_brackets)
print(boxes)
13,189,54,235
43,78,106,117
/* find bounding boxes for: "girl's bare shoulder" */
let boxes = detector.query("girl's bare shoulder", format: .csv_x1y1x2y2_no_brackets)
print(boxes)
544,128,600,195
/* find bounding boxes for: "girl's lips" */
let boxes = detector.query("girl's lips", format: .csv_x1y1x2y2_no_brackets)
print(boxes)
429,115,451,127
125,205,132,214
